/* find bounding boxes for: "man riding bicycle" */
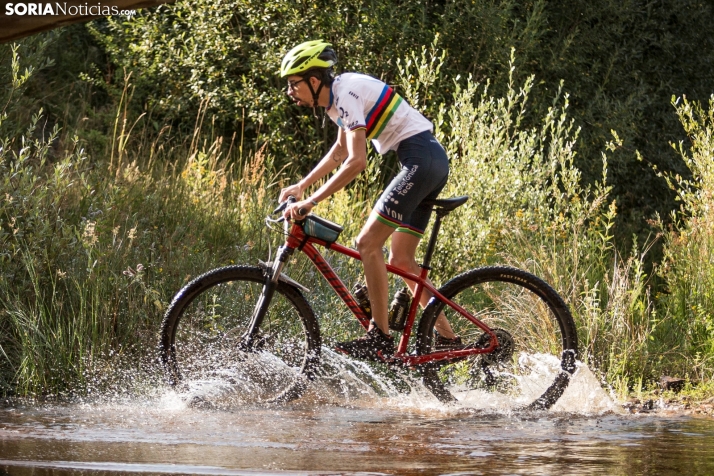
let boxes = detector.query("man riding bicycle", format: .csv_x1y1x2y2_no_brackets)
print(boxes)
279,40,459,360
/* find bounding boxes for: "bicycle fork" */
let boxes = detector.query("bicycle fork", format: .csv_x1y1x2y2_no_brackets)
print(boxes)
240,244,294,351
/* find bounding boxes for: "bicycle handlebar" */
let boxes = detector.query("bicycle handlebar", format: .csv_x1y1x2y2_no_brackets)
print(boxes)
272,196,308,220
272,196,295,215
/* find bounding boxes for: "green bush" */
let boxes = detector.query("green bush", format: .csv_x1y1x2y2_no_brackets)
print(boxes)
397,44,656,389
0,48,284,397
655,96,714,380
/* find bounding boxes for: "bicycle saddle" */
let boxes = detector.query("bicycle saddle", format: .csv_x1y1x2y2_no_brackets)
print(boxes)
422,195,469,211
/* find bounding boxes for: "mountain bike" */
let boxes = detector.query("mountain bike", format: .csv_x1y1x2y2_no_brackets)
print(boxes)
159,196,578,410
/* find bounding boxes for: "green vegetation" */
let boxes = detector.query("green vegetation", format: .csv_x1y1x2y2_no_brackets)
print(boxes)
1,0,714,400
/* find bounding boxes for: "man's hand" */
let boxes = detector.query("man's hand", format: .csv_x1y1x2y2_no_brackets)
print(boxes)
284,199,315,220
279,184,303,203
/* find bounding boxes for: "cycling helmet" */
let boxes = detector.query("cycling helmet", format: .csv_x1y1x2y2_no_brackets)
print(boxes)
280,40,337,77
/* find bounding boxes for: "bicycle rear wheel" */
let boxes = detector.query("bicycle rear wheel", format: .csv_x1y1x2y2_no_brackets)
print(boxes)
159,265,321,404
416,266,578,410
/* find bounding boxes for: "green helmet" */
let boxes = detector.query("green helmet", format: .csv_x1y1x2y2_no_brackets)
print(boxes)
280,40,337,77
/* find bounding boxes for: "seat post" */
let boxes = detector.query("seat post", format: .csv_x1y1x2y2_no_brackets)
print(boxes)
418,195,468,270
420,209,448,270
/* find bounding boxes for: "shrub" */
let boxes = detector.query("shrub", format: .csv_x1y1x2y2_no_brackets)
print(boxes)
655,96,714,380
397,44,657,388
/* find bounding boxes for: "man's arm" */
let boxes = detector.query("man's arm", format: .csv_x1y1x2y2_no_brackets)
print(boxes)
307,128,367,204
284,127,367,218
279,127,348,202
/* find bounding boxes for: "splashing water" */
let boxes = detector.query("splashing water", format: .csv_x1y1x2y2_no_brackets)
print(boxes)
172,346,618,415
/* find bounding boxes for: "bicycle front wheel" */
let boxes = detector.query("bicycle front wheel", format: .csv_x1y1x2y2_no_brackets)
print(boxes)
416,266,578,410
159,265,321,404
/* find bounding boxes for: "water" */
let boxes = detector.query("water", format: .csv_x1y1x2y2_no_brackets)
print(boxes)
2,353,714,475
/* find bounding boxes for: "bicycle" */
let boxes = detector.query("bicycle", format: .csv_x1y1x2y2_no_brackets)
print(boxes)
159,196,578,410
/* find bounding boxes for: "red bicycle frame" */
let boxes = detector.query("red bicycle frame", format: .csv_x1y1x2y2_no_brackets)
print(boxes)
282,221,498,367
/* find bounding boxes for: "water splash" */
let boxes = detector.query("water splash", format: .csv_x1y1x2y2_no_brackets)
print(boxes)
167,346,619,415
552,362,622,414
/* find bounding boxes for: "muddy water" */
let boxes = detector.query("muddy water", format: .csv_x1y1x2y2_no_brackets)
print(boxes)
2,355,714,475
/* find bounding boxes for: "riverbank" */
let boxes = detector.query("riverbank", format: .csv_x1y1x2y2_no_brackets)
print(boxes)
624,392,714,419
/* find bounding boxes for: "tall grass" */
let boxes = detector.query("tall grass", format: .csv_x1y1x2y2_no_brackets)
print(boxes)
653,96,714,381
0,60,283,397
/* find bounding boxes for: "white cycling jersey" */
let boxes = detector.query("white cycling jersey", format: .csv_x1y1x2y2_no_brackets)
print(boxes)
325,73,433,154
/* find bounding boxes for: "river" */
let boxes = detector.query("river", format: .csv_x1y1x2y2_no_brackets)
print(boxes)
1,352,714,475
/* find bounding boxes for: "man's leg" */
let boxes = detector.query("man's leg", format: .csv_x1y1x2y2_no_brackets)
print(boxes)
389,231,457,339
354,215,396,334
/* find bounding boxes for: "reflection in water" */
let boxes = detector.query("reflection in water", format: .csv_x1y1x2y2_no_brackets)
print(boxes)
1,353,714,475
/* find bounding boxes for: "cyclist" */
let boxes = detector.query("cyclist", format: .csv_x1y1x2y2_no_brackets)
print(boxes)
279,40,460,360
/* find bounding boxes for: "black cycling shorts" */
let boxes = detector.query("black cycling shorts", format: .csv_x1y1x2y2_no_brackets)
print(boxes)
372,130,449,238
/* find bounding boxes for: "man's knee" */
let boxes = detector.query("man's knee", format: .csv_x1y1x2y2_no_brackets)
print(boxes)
356,219,395,256
356,231,381,254
388,251,415,271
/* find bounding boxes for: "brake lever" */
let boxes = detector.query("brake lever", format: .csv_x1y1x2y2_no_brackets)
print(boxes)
272,202,287,214
272,196,297,215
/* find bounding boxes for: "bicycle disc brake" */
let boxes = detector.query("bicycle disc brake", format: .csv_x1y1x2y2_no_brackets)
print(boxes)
480,328,515,365
472,328,515,389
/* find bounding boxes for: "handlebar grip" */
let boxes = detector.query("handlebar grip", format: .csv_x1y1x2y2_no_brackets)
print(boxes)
298,207,308,217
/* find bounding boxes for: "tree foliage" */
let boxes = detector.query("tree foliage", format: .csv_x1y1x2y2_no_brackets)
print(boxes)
82,0,714,235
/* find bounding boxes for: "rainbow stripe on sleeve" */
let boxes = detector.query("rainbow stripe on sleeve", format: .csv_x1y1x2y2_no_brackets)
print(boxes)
365,85,403,140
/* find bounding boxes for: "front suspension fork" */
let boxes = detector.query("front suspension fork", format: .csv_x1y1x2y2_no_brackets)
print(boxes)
240,245,294,350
